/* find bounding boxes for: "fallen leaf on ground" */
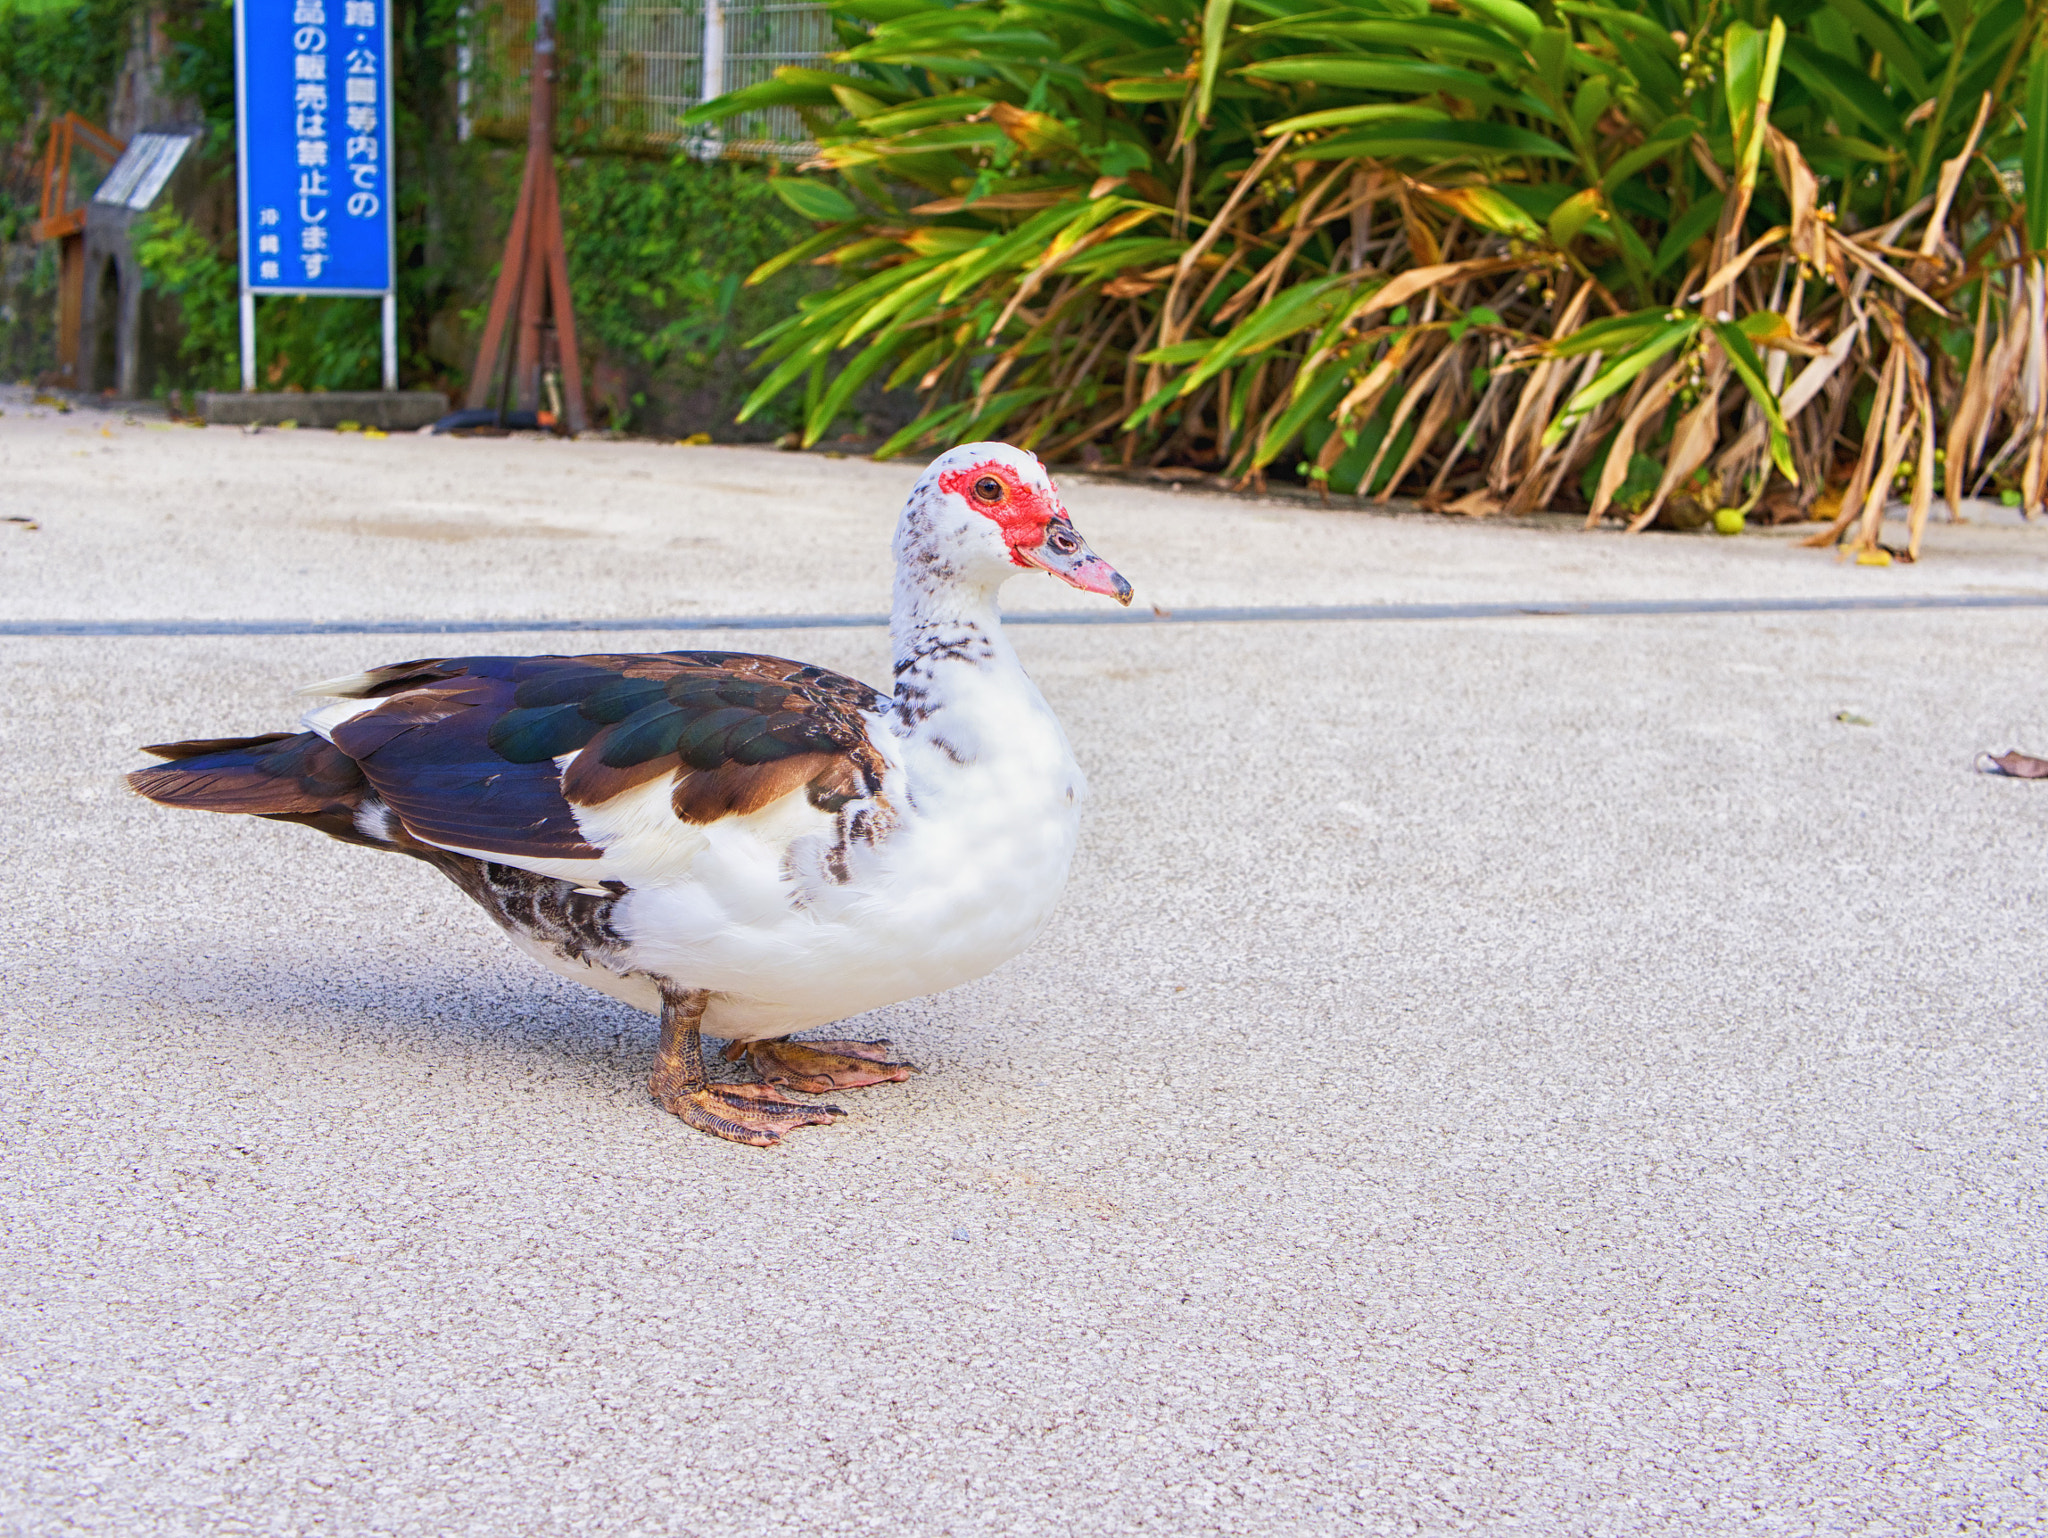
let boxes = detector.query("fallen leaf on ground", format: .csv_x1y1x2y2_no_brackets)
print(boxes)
1978,751,2048,779
1442,488,1504,516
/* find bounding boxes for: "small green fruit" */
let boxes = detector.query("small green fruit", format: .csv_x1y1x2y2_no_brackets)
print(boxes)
1712,508,1745,535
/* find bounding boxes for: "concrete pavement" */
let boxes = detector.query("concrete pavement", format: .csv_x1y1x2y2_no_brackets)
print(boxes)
3,386,2045,1535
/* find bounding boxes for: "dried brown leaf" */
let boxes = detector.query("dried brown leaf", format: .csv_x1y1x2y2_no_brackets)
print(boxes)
1157,131,1293,348
1918,93,1991,263
1767,128,1822,271
1945,278,1994,513
1379,359,1467,500
1588,368,1677,526
1981,751,2048,779
1692,227,1787,306
1631,381,1723,532
1357,337,1454,498
1359,258,1524,323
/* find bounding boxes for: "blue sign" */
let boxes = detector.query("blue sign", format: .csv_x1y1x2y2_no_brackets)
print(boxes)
235,0,394,295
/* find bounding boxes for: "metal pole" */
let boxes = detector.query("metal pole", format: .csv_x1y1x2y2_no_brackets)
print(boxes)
514,0,556,412
381,291,397,391
455,2,473,143
701,0,724,159
233,0,254,391
240,289,256,391
535,0,556,86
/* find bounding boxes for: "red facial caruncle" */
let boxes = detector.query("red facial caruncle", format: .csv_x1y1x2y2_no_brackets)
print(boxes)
936,458,1062,566
939,454,1133,606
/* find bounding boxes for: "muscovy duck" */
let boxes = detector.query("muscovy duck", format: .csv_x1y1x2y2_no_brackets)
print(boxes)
129,442,1131,1146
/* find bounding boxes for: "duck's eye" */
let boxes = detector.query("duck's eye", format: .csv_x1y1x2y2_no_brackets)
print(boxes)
972,475,1004,503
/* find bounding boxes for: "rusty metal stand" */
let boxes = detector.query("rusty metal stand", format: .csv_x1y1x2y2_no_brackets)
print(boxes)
31,113,126,389
461,0,587,433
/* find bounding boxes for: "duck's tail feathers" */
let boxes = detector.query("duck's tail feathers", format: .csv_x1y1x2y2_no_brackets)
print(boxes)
128,731,394,850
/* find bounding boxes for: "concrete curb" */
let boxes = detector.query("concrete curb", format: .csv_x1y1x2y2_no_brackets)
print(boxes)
197,389,448,429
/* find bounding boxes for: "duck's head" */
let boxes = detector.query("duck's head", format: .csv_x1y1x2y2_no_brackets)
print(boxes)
902,442,1132,605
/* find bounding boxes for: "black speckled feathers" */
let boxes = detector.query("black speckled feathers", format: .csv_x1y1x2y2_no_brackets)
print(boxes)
130,651,889,862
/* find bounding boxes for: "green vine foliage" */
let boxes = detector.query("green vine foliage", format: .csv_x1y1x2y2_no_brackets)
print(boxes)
131,205,234,389
443,0,825,432
555,155,812,433
0,0,140,375
132,205,397,391
162,0,235,153
130,143,819,420
0,0,138,196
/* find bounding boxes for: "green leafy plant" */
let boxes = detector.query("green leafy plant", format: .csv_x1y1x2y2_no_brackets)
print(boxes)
133,205,401,392
0,0,140,371
554,153,814,433
0,0,137,158
132,205,238,390
689,0,2048,554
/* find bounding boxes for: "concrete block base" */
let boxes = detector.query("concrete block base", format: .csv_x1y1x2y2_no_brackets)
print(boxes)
198,390,449,430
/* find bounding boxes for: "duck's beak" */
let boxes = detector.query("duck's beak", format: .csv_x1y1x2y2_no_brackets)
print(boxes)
1023,518,1133,605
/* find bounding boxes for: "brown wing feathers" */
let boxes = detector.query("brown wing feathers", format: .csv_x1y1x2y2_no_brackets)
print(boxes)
669,753,841,822
128,651,887,859
498,653,886,824
126,731,378,848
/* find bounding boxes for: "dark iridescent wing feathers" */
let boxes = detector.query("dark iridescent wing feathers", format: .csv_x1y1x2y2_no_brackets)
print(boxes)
129,651,889,864
323,652,887,855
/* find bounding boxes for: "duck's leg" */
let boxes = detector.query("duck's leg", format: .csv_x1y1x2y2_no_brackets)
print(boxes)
725,1035,918,1094
649,983,845,1146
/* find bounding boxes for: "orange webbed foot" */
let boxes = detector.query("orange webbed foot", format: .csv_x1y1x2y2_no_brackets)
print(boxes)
651,1069,846,1147
728,1036,919,1095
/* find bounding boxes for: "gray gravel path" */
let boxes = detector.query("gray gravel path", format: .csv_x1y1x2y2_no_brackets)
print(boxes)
3,387,2045,1536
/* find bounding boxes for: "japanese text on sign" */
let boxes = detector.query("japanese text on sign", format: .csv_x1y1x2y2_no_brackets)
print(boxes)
237,0,392,293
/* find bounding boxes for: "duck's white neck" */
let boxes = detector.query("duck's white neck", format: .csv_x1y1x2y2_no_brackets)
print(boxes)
886,461,1076,739
889,555,1024,728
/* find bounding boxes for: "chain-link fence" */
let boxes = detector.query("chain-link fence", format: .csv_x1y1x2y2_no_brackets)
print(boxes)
471,0,831,159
